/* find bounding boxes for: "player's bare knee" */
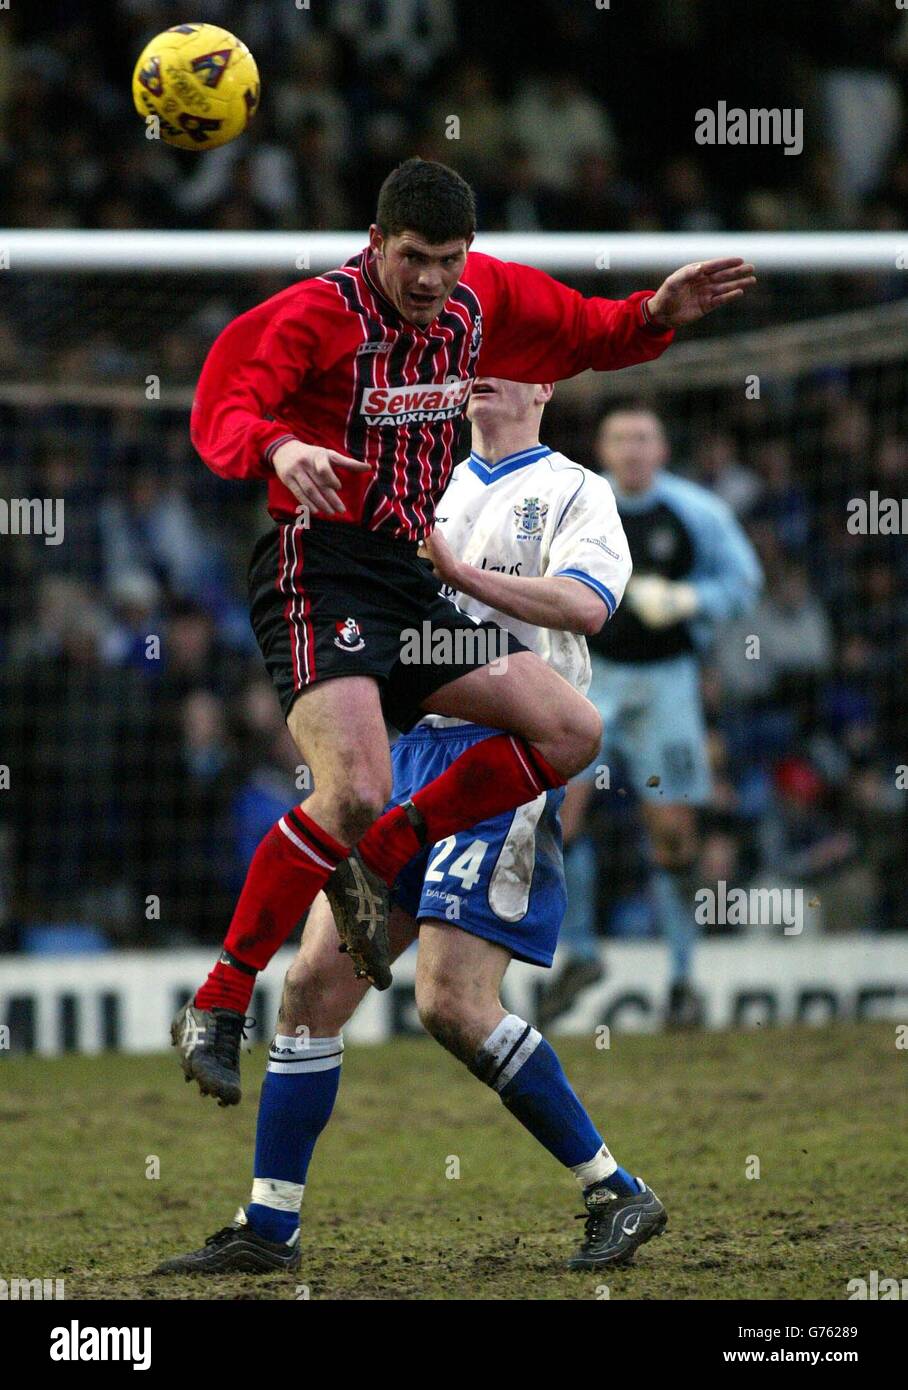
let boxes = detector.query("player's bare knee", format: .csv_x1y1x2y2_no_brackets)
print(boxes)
532,709,598,781
278,963,351,1036
276,967,316,1032
416,982,474,1062
552,698,602,777
574,700,604,771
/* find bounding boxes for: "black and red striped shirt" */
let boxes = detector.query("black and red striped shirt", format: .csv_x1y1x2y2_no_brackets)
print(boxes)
191,248,674,541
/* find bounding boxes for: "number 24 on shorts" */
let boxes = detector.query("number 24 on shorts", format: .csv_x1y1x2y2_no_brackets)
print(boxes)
425,836,490,891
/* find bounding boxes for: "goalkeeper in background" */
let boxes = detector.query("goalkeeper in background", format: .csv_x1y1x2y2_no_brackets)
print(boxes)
554,405,763,1028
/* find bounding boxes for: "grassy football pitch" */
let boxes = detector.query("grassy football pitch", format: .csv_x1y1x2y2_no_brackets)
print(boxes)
1,1024,904,1301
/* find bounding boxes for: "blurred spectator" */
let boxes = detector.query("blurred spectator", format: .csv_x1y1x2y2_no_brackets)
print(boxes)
139,687,240,942
822,60,903,203
273,33,352,164
548,151,639,232
332,0,456,79
693,431,763,517
425,61,508,187
510,72,616,194
230,680,306,886
717,562,833,701
28,442,106,586
749,440,811,551
483,143,548,231
289,113,354,230
99,468,226,612
0,598,153,925
656,156,724,232
757,756,862,934
102,570,163,670
347,56,422,210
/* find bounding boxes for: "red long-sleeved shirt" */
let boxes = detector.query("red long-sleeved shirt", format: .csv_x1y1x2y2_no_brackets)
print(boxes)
191,248,674,541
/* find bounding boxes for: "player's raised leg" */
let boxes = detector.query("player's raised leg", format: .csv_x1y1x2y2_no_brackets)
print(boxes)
157,898,418,1274
413,921,666,1268
357,650,602,889
173,674,393,1105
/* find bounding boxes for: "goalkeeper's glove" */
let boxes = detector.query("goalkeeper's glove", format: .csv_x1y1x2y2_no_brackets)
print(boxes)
624,574,700,629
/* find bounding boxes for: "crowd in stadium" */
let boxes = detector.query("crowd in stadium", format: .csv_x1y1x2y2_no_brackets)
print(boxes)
0,0,906,948
4,0,908,236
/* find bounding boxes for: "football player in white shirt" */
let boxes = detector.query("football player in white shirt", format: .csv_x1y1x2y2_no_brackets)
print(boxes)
156,379,667,1277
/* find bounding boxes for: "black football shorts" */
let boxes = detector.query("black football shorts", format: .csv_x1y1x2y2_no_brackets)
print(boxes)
248,517,527,733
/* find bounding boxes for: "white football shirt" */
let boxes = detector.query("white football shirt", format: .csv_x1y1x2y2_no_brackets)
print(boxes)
420,443,632,727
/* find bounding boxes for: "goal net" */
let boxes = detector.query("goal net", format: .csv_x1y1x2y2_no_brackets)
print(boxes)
0,232,905,964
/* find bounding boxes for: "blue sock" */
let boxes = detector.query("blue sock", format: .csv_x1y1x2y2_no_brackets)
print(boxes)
246,1033,343,1243
473,1015,639,1196
651,866,697,983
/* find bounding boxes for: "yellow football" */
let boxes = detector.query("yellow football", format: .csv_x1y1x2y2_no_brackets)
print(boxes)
132,23,260,151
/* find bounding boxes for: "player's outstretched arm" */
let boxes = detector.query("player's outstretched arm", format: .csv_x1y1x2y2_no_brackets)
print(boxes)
470,253,755,385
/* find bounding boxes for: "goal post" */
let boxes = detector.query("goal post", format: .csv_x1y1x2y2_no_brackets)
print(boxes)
1,231,907,410
2,229,908,273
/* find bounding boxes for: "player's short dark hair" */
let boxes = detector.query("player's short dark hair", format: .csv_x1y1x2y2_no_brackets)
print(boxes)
376,158,476,244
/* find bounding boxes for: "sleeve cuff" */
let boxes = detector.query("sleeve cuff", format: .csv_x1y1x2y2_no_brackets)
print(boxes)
639,295,667,334
553,569,617,615
263,432,296,469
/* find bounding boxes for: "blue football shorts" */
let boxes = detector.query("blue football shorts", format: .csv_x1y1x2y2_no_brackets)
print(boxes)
389,722,567,968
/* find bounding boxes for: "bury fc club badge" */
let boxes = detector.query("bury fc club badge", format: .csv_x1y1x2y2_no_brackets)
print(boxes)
514,497,548,540
334,617,365,652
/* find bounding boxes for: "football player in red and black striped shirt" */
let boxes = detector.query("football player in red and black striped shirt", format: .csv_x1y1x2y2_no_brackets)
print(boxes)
175,159,755,1105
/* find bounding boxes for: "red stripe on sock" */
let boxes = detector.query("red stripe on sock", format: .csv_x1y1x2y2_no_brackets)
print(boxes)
195,807,348,1012
514,738,564,796
508,734,544,795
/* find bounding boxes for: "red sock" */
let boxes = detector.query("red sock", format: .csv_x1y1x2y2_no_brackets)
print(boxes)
195,807,349,1013
358,734,565,886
